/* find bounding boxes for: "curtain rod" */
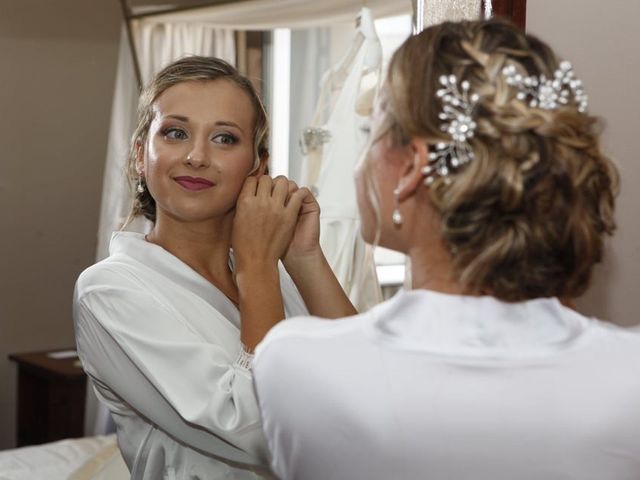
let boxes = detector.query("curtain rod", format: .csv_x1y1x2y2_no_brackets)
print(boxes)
124,0,249,20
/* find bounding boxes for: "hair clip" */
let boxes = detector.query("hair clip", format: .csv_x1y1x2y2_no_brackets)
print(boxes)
423,60,589,187
501,61,588,113
423,75,479,186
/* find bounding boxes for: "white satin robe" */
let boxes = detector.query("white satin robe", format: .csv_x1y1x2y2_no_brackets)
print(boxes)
73,232,308,479
254,289,640,480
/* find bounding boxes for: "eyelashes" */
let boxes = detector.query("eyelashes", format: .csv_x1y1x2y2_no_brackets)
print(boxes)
160,127,239,145
213,133,238,145
162,127,188,140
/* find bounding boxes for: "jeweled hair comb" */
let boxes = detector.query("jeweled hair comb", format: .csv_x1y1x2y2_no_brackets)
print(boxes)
423,60,589,186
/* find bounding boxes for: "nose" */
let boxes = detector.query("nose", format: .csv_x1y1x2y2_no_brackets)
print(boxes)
185,139,210,168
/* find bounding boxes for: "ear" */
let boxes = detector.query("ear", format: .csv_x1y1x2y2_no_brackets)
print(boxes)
251,152,270,177
395,138,429,203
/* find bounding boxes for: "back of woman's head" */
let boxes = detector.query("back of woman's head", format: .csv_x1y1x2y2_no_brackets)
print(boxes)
384,19,618,301
126,56,269,223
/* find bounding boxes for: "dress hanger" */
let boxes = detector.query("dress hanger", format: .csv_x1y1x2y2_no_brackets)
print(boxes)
356,0,368,28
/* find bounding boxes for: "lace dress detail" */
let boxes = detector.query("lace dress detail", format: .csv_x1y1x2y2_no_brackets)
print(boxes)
234,344,255,371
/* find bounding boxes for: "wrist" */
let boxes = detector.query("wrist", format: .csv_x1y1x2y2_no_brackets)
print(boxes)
234,259,280,289
234,255,279,274
283,247,326,277
284,245,323,265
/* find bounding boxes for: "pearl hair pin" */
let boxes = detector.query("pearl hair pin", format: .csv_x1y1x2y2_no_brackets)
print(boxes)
422,60,589,186
423,75,479,186
502,61,588,113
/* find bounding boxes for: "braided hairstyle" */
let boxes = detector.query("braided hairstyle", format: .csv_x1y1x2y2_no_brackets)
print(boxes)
384,19,618,301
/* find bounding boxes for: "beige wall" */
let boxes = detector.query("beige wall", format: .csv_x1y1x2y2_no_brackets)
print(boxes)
527,1,640,327
0,0,122,449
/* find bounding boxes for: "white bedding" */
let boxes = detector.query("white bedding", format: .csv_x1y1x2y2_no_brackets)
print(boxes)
0,435,128,480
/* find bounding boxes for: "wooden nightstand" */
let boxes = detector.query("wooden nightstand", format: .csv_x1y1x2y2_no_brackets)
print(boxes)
9,349,86,447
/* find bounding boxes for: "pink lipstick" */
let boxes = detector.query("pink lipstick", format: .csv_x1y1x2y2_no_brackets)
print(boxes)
174,176,215,191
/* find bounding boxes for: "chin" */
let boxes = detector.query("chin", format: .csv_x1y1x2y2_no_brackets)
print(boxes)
165,205,233,224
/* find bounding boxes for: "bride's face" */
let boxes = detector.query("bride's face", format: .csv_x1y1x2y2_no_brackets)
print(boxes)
138,79,258,224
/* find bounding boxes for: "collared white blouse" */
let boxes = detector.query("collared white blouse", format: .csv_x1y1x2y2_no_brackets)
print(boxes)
254,289,640,480
73,232,308,479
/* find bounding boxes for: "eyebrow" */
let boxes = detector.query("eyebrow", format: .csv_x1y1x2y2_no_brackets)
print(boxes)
166,114,189,122
215,120,245,133
165,115,245,133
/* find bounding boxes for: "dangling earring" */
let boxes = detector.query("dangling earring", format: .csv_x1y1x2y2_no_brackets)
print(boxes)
392,187,403,226
136,177,144,194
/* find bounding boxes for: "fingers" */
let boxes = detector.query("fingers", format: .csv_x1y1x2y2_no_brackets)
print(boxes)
285,180,299,205
239,176,258,199
254,175,294,205
271,176,290,204
285,186,312,214
256,174,273,198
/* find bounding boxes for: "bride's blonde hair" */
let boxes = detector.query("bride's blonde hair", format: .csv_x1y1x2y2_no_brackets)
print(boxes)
383,19,618,301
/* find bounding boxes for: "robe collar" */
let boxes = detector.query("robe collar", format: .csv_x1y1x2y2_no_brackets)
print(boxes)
367,289,593,359
109,231,241,328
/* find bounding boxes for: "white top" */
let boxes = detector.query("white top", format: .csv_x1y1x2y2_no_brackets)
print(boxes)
73,232,308,479
254,289,640,480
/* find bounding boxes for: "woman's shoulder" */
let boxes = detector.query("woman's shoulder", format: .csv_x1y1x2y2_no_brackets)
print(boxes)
585,316,640,349
253,298,393,368
74,252,144,301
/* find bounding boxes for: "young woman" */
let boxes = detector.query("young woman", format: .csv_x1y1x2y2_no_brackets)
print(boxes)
73,56,354,479
252,19,640,480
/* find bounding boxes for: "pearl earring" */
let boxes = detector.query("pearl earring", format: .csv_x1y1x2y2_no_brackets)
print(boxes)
136,177,144,194
392,187,403,226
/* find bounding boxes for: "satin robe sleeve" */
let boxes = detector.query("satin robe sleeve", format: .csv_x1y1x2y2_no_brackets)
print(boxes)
73,264,268,467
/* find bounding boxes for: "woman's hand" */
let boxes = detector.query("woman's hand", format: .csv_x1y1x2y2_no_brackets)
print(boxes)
279,181,358,319
283,180,321,263
232,175,307,268
232,175,311,350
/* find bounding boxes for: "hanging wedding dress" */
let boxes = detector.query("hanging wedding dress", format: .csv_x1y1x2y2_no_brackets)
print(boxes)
300,7,383,312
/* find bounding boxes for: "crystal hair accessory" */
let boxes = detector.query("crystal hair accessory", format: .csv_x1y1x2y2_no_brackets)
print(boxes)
423,75,479,186
423,60,589,185
502,61,588,113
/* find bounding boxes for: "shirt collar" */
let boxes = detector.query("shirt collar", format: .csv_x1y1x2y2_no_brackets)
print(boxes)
367,289,592,358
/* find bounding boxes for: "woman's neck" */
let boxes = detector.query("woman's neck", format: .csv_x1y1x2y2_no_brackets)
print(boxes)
407,242,467,296
146,213,234,281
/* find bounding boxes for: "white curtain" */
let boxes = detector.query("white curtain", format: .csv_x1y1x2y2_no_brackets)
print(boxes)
134,23,236,86
133,0,410,30
95,26,139,262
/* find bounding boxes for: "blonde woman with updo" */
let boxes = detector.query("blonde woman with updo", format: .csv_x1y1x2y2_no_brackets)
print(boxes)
252,19,640,480
73,56,355,479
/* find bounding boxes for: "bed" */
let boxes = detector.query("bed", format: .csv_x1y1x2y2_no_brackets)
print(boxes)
0,435,128,480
